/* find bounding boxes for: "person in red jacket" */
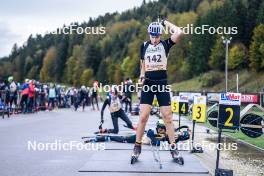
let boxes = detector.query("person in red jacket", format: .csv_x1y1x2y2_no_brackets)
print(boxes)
28,80,35,113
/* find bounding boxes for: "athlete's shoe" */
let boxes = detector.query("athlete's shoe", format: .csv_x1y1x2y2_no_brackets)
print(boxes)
132,144,141,156
170,144,184,165
170,147,180,159
131,144,141,164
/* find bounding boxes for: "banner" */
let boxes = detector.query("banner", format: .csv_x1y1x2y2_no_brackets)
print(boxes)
179,92,201,101
207,93,220,102
241,94,259,103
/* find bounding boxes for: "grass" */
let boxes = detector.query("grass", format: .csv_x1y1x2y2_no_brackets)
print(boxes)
225,131,264,149
203,105,264,149
171,70,264,93
202,119,264,149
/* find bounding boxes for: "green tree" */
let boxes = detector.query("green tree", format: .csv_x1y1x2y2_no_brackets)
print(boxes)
55,35,69,82
229,43,247,70
80,69,94,86
85,44,101,74
24,56,34,76
243,0,263,46
208,36,225,70
97,59,109,83
27,66,38,79
114,64,123,84
40,47,57,82
196,0,210,16
64,45,86,86
65,57,77,85
257,1,264,24
106,59,116,83
249,24,264,71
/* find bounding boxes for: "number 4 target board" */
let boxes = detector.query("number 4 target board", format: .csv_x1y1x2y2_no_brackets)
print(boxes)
218,93,241,130
179,95,189,115
192,96,207,123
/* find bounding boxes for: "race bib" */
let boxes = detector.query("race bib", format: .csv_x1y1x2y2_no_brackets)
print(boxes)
109,97,121,112
144,43,167,71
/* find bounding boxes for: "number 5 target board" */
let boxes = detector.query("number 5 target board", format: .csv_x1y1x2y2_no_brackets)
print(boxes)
218,93,241,130
192,96,207,123
171,96,179,113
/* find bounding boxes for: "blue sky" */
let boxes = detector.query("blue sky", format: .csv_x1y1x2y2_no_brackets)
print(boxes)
0,0,146,57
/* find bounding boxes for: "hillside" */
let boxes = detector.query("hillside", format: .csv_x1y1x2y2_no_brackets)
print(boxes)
172,70,264,92
0,0,263,86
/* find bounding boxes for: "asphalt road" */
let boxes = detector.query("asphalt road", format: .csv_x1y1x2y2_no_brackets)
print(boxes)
0,108,209,176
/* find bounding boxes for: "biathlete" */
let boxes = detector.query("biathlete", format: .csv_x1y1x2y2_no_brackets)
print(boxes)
100,88,136,134
132,19,184,163
85,119,190,146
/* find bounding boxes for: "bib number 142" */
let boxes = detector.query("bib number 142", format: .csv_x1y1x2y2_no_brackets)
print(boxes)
147,54,161,63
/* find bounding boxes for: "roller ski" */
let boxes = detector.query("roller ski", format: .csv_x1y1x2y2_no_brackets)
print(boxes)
131,144,141,164
170,145,184,165
83,137,97,143
150,142,162,169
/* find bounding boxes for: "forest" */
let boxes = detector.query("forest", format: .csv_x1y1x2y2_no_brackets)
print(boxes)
0,0,263,86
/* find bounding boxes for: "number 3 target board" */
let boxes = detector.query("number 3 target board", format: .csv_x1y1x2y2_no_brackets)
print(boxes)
192,96,207,123
218,93,241,130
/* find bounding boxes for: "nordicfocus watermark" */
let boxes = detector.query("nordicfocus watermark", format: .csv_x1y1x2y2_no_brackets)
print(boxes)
27,140,105,151
25,25,106,35
51,25,106,35
163,24,238,35
97,82,172,93
159,141,238,151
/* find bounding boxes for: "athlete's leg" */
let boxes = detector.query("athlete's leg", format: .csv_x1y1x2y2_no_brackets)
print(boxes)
109,113,119,134
135,104,152,143
160,106,175,144
135,89,154,143
119,109,133,129
109,136,126,143
157,91,175,144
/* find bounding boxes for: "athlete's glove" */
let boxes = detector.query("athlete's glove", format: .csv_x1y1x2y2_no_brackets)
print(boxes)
161,19,167,27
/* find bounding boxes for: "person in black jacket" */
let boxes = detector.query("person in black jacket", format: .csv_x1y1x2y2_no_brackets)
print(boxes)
100,88,136,134
74,86,88,111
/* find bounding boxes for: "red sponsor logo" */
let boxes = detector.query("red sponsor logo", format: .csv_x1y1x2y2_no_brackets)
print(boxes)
226,93,241,101
241,94,259,103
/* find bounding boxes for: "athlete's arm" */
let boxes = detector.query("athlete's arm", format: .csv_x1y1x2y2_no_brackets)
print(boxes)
162,20,184,43
140,60,145,80
139,41,146,80
100,99,109,122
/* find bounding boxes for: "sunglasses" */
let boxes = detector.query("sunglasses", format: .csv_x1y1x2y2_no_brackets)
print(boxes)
150,35,161,38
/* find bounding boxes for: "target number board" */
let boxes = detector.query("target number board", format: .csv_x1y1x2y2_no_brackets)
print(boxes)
192,96,206,123
218,93,241,130
171,95,188,114
179,95,189,115
171,96,179,113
